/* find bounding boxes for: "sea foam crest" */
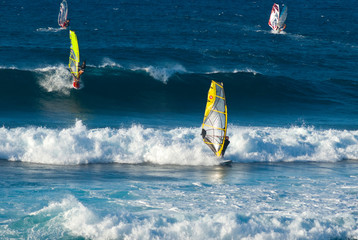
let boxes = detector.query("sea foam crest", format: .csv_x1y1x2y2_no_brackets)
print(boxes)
206,67,259,75
36,65,73,95
229,125,358,162
0,121,358,165
0,120,216,166
98,58,186,83
99,57,123,68
0,65,17,70
133,64,187,83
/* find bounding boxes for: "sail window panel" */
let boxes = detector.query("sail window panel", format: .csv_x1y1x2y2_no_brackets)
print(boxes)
213,98,225,114
204,110,225,149
205,129,223,151
278,6,287,29
215,85,224,99
205,110,225,130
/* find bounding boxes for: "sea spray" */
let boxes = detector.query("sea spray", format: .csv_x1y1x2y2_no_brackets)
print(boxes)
133,64,187,83
36,65,73,95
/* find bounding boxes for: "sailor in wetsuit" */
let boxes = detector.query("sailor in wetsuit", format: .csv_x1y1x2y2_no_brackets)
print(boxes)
62,19,70,28
73,60,86,89
221,136,230,158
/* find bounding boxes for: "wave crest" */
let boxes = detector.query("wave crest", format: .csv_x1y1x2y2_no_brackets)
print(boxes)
36,65,73,95
1,121,358,165
132,64,187,83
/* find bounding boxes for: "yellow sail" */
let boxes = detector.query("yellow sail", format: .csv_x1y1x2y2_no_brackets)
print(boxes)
69,30,80,78
201,80,228,157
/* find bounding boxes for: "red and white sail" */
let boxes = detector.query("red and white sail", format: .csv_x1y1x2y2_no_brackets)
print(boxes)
58,0,68,27
268,3,280,31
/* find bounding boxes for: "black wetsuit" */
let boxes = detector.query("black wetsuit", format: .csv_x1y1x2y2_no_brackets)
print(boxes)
79,61,86,71
221,139,230,158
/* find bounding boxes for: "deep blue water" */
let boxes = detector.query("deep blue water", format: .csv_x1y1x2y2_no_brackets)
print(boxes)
1,0,358,239
1,0,358,129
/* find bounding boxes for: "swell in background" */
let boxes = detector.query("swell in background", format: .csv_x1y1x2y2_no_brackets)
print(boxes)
0,65,358,129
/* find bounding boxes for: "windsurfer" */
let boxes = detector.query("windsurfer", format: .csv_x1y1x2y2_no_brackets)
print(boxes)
79,60,86,75
221,136,230,158
63,19,70,28
73,61,86,89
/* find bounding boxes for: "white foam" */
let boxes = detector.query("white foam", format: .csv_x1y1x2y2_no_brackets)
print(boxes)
269,29,288,35
27,195,358,240
206,68,259,75
0,65,17,70
98,59,188,83
36,27,65,32
35,65,73,95
99,57,123,68
227,125,358,162
1,121,358,165
97,58,187,83
133,64,187,83
0,120,218,166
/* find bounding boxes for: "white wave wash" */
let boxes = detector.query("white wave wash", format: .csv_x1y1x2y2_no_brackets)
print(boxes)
20,185,358,240
36,65,74,95
0,120,358,165
36,27,65,32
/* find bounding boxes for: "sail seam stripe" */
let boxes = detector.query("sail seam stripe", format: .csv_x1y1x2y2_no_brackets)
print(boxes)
202,123,225,131
211,109,225,114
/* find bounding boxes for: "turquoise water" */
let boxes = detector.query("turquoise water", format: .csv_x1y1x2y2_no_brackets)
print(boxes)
1,160,358,239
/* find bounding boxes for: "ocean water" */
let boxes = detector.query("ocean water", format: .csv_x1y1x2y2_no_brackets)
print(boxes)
1,0,358,239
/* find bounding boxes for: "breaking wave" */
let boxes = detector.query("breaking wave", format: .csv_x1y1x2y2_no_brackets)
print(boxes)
8,188,358,239
36,65,73,95
1,65,357,119
1,120,358,165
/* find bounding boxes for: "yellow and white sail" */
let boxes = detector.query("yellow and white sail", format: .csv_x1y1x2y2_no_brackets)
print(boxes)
69,30,80,79
201,80,228,157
